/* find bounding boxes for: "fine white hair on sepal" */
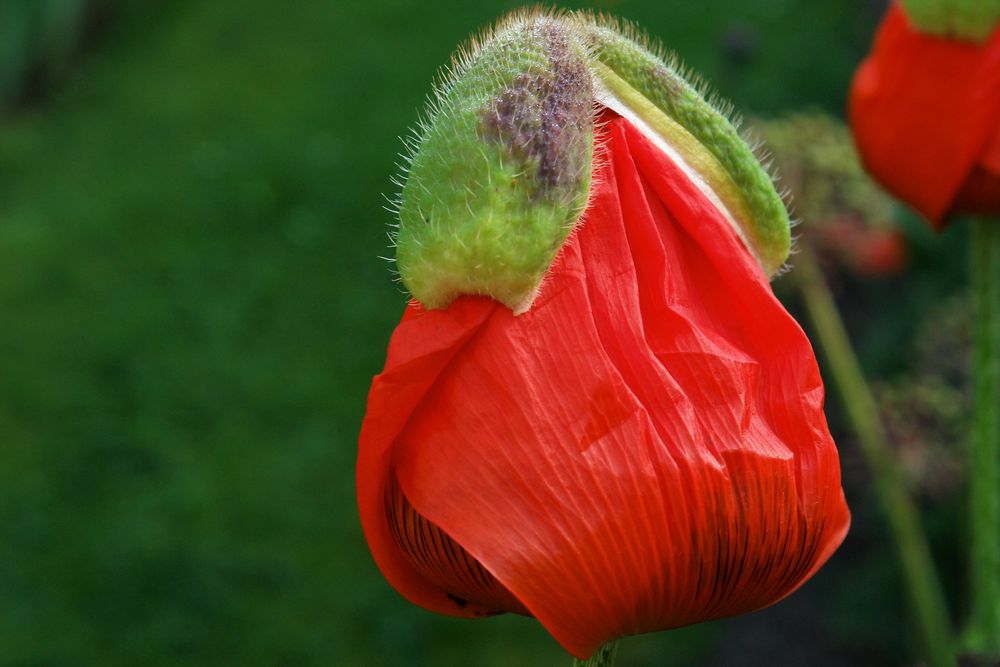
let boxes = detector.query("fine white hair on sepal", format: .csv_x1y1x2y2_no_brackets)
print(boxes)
773,226,803,279
582,11,747,128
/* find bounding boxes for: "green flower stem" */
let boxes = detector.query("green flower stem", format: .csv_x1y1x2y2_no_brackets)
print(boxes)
792,249,955,667
965,218,1000,658
573,641,619,667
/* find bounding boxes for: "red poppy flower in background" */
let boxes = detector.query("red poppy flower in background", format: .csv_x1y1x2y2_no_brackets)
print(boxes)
357,113,851,658
849,2,1000,227
818,217,909,277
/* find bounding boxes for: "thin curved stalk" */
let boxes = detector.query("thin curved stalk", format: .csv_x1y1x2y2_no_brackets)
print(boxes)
792,248,955,667
964,219,1000,658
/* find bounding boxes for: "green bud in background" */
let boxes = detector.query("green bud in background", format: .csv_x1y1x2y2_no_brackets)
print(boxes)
901,0,1000,42
395,12,593,313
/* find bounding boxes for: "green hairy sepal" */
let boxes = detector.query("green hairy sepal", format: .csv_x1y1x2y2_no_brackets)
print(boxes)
393,10,792,312
901,0,1000,42
395,12,593,313
583,17,791,276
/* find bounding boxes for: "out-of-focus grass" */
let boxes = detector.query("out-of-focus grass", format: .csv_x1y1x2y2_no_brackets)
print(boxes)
0,1,917,665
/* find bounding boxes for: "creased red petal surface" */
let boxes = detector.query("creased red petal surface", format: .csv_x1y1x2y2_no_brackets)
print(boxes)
848,3,1000,226
357,113,850,659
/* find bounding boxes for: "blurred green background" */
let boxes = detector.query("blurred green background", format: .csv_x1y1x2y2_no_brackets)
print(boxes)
0,1,973,665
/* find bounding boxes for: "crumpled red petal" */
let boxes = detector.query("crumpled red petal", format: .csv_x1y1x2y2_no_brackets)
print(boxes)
848,2,1000,226
357,113,850,659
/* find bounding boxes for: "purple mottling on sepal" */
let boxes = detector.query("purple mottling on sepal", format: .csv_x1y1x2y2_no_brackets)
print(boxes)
479,21,592,200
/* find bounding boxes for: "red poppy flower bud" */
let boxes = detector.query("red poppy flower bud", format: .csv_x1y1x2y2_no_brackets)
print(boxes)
849,2,1000,227
359,11,849,659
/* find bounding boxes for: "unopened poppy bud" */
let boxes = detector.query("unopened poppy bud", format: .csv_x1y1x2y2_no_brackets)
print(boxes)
900,0,1000,42
583,19,792,277
395,14,594,313
850,2,1000,226
363,10,849,660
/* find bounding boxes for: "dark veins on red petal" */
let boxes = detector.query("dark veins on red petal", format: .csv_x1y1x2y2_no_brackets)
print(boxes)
385,470,528,616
